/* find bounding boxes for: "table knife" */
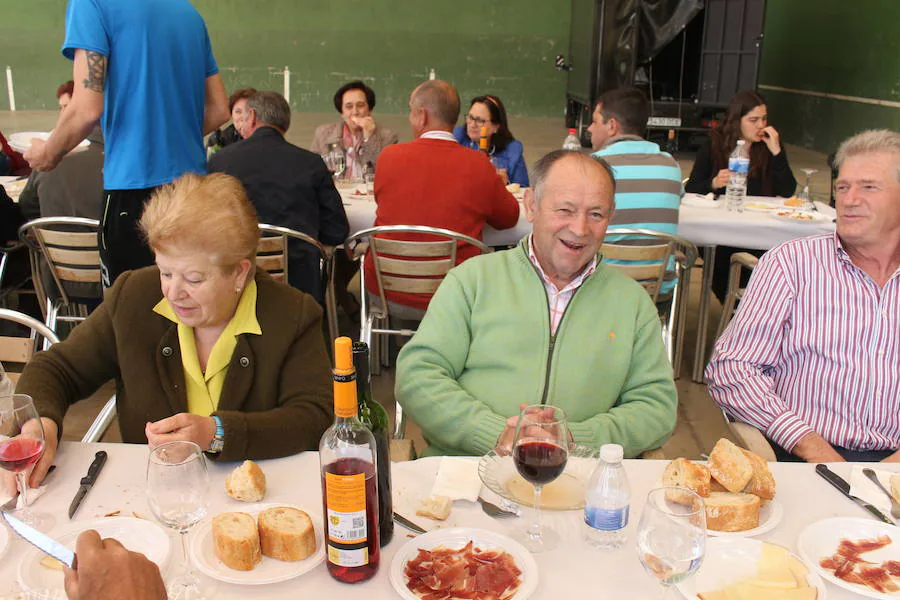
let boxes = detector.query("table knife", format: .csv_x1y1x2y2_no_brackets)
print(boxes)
815,464,895,525
68,451,107,519
393,512,427,534
2,510,76,569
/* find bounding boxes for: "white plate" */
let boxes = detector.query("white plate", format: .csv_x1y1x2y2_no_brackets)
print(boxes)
17,517,170,595
797,517,900,599
389,527,538,600
678,538,827,599
743,200,783,212
0,519,8,562
478,445,598,510
708,499,784,538
7,132,89,154
770,210,830,224
190,503,325,585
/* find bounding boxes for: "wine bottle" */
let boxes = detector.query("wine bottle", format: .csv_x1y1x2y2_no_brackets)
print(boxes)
320,337,380,583
352,341,394,546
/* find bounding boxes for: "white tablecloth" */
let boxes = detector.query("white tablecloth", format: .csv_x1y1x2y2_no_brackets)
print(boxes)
340,189,836,251
0,441,891,599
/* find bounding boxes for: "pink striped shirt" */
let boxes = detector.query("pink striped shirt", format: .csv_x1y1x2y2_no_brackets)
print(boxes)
706,232,900,452
527,236,598,335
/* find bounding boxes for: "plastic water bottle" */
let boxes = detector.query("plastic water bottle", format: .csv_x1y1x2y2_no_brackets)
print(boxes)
583,443,630,551
726,139,750,212
562,128,582,151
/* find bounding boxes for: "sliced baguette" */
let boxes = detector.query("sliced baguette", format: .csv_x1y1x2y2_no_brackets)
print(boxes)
416,495,452,521
212,512,261,571
258,506,316,562
739,448,776,500
708,438,753,493
225,460,267,502
704,491,761,532
663,458,711,504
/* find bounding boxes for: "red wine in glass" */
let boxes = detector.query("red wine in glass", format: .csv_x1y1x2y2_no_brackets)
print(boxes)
0,437,44,472
514,440,567,485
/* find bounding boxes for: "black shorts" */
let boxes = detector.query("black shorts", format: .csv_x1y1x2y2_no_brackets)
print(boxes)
99,187,157,287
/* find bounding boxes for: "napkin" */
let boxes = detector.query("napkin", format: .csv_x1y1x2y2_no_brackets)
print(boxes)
681,193,721,209
431,457,482,502
0,484,48,510
849,466,899,517
813,201,836,219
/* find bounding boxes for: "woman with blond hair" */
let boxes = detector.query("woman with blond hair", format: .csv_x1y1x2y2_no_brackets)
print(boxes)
9,173,333,492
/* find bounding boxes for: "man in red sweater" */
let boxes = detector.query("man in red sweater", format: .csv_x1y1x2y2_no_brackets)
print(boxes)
365,80,520,311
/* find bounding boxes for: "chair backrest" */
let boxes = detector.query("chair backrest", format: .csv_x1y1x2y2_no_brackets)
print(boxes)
256,223,337,344
0,308,60,387
715,251,759,339
18,217,101,307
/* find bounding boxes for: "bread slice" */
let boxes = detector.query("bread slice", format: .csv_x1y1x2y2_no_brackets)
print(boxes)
416,495,452,521
739,448,776,500
257,506,316,562
225,460,267,502
891,474,900,504
704,491,761,532
663,458,711,504
708,439,753,493
212,512,261,571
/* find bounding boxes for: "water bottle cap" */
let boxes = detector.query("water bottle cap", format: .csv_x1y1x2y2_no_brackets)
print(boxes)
600,443,623,463
568,128,576,134
736,140,746,146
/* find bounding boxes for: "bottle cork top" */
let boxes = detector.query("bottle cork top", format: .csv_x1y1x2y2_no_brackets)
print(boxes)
333,337,357,417
334,337,353,372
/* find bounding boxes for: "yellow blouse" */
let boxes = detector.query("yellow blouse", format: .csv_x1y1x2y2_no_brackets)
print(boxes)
152,281,261,415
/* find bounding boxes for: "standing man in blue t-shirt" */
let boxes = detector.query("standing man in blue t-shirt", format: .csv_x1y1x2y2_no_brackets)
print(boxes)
25,0,230,287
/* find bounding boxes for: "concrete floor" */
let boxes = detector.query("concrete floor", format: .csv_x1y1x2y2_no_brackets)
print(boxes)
1,109,834,458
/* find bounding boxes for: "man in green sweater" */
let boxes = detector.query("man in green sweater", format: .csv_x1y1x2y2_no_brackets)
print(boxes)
395,150,677,457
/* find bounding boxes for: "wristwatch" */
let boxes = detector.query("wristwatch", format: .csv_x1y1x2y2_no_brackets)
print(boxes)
209,415,225,454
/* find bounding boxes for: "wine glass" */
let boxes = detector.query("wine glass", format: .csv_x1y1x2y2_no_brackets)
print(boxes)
511,404,569,553
329,145,346,180
799,168,818,206
0,394,54,530
147,441,209,600
637,487,706,598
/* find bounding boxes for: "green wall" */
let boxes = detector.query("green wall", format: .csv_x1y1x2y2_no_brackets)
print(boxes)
758,0,900,154
0,0,571,117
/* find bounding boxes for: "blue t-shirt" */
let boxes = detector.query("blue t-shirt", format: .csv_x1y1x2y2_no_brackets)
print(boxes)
452,125,530,186
62,0,218,190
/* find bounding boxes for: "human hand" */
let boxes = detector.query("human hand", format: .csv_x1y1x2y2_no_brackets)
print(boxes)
494,404,561,455
2,417,58,496
24,138,62,172
712,168,731,189
760,126,781,155
145,413,216,451
792,432,845,463
496,168,509,185
881,449,900,463
64,530,167,600
352,116,377,140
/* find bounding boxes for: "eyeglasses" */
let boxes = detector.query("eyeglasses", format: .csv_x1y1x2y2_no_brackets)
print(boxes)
465,114,491,126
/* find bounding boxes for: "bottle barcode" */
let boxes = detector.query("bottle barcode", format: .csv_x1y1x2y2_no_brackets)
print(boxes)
352,517,364,529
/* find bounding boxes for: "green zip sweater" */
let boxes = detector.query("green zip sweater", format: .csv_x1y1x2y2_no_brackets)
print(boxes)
395,238,677,458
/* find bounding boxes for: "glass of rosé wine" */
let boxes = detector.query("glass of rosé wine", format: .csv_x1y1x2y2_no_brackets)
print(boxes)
0,394,53,530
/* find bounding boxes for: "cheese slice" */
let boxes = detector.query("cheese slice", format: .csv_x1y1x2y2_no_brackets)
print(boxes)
753,543,800,588
728,582,817,600
699,543,815,600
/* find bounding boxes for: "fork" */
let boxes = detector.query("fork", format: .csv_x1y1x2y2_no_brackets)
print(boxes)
862,468,900,520
478,496,520,518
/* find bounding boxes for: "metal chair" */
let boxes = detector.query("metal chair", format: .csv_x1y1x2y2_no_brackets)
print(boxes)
721,411,777,461
715,252,759,339
18,217,102,332
256,224,338,344
0,241,28,305
345,225,493,439
601,228,698,377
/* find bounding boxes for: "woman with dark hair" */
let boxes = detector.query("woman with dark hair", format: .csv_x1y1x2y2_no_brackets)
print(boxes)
686,90,796,197
310,80,398,179
453,95,529,186
686,90,798,301
207,87,258,152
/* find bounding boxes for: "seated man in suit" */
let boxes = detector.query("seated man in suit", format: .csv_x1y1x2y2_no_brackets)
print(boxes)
365,79,519,315
396,150,677,457
208,91,349,302
706,129,900,463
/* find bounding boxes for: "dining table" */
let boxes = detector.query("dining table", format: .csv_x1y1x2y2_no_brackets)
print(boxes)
0,441,893,599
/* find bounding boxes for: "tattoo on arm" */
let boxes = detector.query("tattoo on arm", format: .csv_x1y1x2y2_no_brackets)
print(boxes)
82,51,107,92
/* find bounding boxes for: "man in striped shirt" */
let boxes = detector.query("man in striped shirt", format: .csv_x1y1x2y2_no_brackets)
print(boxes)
706,129,900,463
589,87,683,295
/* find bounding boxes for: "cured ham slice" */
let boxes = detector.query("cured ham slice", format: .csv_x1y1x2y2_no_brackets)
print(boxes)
820,536,899,594
405,542,522,600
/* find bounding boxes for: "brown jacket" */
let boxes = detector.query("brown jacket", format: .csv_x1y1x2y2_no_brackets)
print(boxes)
17,267,334,462
309,121,398,168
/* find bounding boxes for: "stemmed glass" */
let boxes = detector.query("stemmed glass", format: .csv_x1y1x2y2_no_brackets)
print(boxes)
0,394,54,530
511,404,569,553
147,441,210,600
799,168,818,206
328,144,346,180
637,487,707,598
